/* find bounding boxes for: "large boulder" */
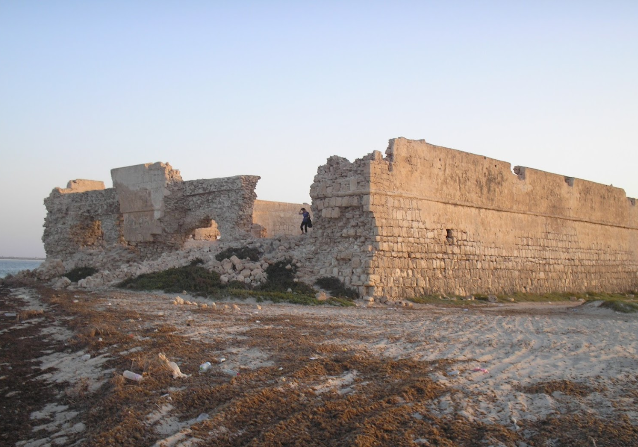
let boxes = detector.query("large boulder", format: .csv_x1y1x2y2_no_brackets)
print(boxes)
35,259,65,281
51,277,72,289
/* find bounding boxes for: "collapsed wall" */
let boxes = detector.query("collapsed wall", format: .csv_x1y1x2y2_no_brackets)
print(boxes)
310,138,638,298
43,162,261,266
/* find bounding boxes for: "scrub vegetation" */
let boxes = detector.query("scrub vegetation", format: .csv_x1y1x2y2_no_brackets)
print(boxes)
116,259,355,307
314,276,359,299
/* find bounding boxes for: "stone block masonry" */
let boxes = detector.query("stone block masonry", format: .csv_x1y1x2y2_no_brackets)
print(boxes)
310,138,638,298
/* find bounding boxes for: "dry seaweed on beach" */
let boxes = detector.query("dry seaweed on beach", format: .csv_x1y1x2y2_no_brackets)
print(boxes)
2,284,637,446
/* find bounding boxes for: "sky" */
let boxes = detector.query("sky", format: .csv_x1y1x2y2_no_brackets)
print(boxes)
1,0,637,258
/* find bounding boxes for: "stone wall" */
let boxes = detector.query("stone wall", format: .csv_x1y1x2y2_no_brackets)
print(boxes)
42,141,638,298
43,163,261,266
310,138,638,298
252,200,310,237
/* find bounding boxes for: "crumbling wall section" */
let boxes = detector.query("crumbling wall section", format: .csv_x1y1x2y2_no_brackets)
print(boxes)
178,175,260,240
42,186,122,261
43,164,261,263
309,154,380,289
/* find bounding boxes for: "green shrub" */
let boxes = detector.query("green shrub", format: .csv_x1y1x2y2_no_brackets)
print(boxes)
65,267,98,282
189,258,204,266
257,259,316,295
116,260,354,307
215,246,262,262
118,265,222,295
227,280,251,290
315,276,358,299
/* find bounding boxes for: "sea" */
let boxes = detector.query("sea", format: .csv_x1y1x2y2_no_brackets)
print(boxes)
0,259,44,279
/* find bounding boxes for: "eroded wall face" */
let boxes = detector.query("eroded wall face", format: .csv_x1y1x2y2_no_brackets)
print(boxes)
43,188,122,260
309,154,379,289
111,162,183,243
364,138,638,297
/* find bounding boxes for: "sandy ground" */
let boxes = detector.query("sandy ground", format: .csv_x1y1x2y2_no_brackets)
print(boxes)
1,284,637,446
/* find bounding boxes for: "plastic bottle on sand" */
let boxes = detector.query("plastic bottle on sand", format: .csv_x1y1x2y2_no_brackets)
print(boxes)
199,362,212,373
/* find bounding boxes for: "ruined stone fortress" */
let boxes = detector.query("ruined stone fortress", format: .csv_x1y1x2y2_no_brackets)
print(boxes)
41,138,638,299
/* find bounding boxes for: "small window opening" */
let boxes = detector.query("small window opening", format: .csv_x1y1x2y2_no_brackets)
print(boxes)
446,229,455,244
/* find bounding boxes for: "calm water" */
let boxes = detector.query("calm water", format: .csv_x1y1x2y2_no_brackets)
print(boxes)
0,259,44,278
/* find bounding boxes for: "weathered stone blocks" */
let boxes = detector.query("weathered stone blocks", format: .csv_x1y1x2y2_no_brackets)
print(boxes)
309,138,638,298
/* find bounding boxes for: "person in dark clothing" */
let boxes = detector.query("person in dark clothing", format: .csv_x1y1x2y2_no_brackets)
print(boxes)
299,208,311,234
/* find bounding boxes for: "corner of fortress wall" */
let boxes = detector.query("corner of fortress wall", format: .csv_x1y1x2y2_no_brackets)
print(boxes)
310,137,638,298
308,151,383,290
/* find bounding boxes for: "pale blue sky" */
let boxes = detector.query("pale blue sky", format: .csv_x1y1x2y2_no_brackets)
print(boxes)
1,1,637,258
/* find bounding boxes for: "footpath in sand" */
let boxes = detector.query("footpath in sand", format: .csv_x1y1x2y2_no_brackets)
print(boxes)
1,285,637,446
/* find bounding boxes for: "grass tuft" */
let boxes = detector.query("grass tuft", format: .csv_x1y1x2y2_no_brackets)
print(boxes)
314,276,358,299
256,259,316,296
600,300,638,313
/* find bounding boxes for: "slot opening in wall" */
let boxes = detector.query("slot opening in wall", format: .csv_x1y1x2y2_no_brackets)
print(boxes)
446,229,455,244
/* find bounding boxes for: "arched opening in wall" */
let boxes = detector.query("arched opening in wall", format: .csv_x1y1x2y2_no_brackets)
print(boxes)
192,220,221,241
446,229,455,245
